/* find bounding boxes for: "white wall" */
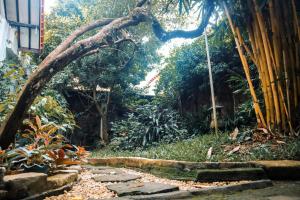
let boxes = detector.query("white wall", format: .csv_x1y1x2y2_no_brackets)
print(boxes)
0,0,18,61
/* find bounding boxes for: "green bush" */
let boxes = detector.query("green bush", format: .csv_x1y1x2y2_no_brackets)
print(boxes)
0,59,30,122
0,59,76,134
110,104,188,150
29,95,76,133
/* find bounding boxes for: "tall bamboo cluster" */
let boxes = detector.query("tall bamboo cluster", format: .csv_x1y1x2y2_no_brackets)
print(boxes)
224,0,300,134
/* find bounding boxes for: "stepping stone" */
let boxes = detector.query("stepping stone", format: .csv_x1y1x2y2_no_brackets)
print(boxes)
107,182,179,196
91,168,124,175
128,191,192,199
47,172,78,188
4,172,48,199
93,173,141,182
196,168,267,182
92,191,192,199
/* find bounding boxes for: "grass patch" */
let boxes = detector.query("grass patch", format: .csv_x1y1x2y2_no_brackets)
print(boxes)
91,133,300,162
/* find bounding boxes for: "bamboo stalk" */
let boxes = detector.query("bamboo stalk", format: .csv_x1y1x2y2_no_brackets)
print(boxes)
269,0,282,74
248,26,271,127
284,1,298,108
267,1,287,131
283,51,292,124
223,1,266,127
291,0,300,41
236,28,258,67
252,15,275,128
253,0,281,127
296,44,300,98
224,0,297,133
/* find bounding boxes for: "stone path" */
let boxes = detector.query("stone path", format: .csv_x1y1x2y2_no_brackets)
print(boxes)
45,166,255,200
43,160,300,199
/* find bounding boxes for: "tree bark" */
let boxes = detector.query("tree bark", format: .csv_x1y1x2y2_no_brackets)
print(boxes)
100,112,109,143
93,88,110,144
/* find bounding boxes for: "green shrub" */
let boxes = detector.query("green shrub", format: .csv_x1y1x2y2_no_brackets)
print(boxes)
110,104,188,150
29,95,76,133
0,59,30,122
0,59,76,134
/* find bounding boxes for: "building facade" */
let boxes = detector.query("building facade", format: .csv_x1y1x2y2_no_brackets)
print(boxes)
0,0,44,61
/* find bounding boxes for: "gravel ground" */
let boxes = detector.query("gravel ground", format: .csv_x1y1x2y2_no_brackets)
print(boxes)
45,167,249,200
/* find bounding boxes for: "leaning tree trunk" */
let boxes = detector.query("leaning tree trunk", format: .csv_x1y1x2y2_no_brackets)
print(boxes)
93,87,110,144
0,7,150,149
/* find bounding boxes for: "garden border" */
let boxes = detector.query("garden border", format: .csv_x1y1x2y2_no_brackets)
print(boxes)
88,157,300,180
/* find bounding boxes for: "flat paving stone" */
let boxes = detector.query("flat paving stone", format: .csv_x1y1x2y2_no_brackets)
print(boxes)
107,182,179,196
47,172,78,188
91,168,124,175
93,173,141,182
95,191,192,199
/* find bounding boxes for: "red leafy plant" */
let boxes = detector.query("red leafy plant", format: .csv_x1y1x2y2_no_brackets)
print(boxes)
1,116,88,173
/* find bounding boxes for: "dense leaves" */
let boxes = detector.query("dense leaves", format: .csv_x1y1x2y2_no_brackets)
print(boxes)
156,21,258,131
110,104,188,150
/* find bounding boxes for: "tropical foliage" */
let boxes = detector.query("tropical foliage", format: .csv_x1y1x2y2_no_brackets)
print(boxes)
1,116,87,173
110,104,188,150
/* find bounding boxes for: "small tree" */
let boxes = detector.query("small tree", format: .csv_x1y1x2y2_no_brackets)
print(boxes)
69,40,148,143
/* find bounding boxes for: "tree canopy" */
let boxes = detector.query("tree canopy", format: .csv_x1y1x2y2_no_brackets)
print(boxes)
0,0,299,149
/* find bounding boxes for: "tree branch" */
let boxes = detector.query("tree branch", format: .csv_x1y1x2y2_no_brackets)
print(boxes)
41,18,114,66
136,0,149,7
151,1,215,41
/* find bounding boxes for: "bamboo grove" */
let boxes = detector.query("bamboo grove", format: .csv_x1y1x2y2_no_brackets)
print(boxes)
224,0,300,134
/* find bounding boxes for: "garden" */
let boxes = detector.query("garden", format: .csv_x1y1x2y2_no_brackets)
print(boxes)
0,0,299,199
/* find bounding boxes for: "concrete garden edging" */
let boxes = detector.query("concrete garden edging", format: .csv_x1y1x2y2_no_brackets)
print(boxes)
250,160,300,180
88,157,300,180
88,157,256,170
